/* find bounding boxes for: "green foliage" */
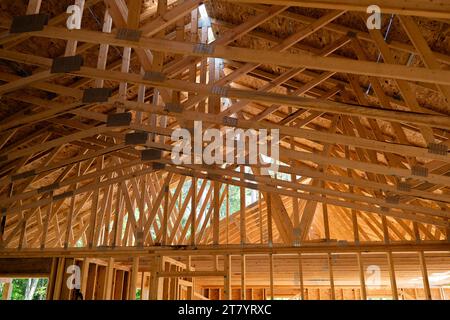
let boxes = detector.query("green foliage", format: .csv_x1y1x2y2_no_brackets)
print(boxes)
136,289,142,300
8,278,48,300
11,279,26,300
34,280,48,300
227,184,241,216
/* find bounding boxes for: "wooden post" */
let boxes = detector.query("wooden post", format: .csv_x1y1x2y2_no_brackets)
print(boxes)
162,184,169,245
382,214,398,300
112,186,122,247
258,191,263,244
186,256,193,300
357,253,367,300
387,251,399,300
46,258,58,300
292,136,299,230
266,194,273,246
191,177,196,246
224,255,231,300
129,257,140,300
440,287,447,300
1,279,12,300
381,216,391,243
80,258,90,298
104,258,114,300
327,253,336,300
240,169,246,245
40,199,53,249
226,185,230,244
352,209,359,244
213,181,220,245
52,258,66,300
298,253,305,300
64,192,76,249
149,256,163,300
269,254,274,300
241,255,246,300
139,271,145,300
323,203,330,241
88,157,103,248
419,251,432,300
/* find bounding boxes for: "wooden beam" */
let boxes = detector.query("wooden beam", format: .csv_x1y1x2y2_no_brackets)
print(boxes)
128,256,139,300
398,16,450,105
241,254,246,299
387,251,399,300
104,257,115,300
418,251,432,300
25,26,450,85
221,0,450,19
269,253,274,300
0,241,449,258
357,253,367,300
223,254,231,300
213,181,220,245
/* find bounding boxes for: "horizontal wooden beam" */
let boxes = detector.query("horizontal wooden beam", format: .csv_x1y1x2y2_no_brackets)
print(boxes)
1,49,449,130
77,67,450,130
156,271,226,277
235,4,450,66
22,26,450,85
221,0,450,19
0,258,52,276
163,165,448,227
0,241,448,258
